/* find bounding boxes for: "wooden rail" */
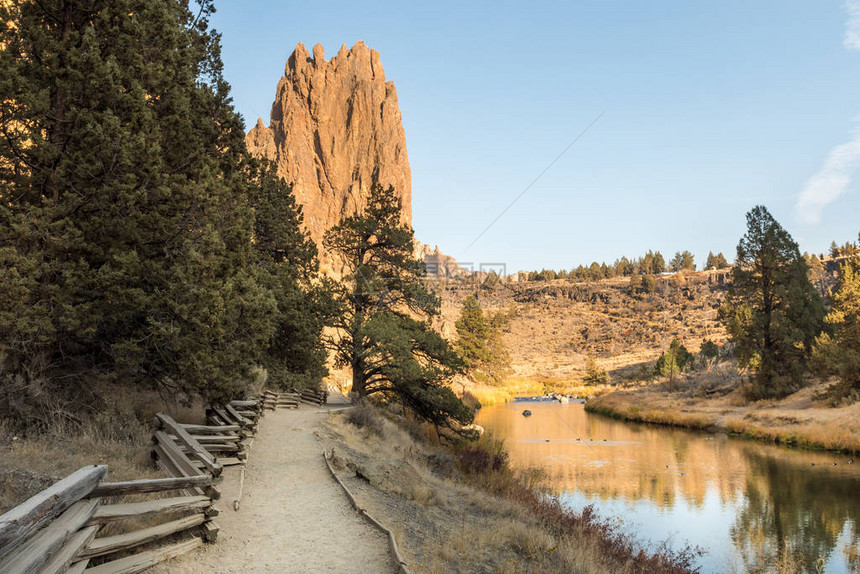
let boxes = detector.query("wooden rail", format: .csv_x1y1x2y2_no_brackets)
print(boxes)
0,393,269,573
0,388,330,573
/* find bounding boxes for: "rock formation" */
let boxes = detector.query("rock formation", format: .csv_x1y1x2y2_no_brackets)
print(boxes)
246,41,411,273
414,241,463,279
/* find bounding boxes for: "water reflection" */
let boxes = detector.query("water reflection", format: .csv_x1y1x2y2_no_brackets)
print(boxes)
475,402,860,573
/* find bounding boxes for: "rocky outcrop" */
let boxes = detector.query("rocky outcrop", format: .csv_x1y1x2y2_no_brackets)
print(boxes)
414,241,463,278
246,41,411,273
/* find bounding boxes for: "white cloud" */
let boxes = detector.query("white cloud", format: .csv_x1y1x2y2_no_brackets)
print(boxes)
796,126,860,224
846,0,860,50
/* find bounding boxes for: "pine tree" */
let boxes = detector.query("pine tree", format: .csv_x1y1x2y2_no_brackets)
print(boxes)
0,0,271,423
248,160,328,391
455,296,492,368
454,296,510,384
706,251,729,269
812,252,860,402
699,339,720,371
324,184,472,431
706,251,717,270
583,354,609,385
641,250,659,275
719,206,825,399
654,338,693,383
654,251,666,273
670,251,695,272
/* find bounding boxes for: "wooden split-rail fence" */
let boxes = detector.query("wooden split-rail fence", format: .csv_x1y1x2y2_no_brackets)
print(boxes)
260,388,327,410
0,388,327,573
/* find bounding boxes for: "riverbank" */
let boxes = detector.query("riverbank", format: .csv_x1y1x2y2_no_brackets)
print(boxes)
318,404,699,573
586,381,860,454
462,377,609,407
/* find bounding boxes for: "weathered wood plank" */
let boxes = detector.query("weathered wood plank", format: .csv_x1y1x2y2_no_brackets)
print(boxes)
151,448,219,501
88,496,211,525
228,400,259,408
89,475,216,498
67,559,89,574
0,498,101,574
179,423,240,434
155,414,220,477
214,457,242,467
193,443,239,453
35,525,99,574
188,434,240,444
0,465,107,561
206,415,227,427
80,514,205,559
81,536,202,574
152,432,202,478
201,521,219,543
223,404,251,427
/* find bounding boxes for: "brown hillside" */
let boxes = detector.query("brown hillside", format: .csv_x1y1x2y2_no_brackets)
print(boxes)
437,270,731,382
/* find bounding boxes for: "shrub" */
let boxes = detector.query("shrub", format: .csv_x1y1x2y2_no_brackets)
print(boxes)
583,355,610,386
346,403,385,436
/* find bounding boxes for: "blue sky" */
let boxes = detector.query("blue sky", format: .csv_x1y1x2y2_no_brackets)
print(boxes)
212,1,860,273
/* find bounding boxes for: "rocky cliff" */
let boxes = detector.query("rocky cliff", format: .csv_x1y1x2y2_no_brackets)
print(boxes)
246,41,412,273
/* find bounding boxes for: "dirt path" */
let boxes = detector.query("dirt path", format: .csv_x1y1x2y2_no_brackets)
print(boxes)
150,401,396,574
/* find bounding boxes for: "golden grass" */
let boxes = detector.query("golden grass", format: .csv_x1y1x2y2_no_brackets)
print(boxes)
0,385,207,512
464,379,545,406
586,380,860,454
586,393,718,431
322,406,699,574
463,377,611,407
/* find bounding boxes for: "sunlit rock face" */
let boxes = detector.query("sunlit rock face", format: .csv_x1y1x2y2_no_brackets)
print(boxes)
246,41,412,275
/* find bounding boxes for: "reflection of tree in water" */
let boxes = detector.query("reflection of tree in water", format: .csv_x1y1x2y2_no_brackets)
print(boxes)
730,449,860,573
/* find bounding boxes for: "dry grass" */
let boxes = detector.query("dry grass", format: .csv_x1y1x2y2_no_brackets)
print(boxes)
462,379,545,406
0,385,207,513
320,405,700,574
440,271,728,384
586,392,719,431
586,377,860,454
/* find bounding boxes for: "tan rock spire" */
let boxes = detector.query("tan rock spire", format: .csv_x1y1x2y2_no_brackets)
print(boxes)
246,41,412,274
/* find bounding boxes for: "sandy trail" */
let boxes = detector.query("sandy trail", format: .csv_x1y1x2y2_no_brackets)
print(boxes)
150,401,395,574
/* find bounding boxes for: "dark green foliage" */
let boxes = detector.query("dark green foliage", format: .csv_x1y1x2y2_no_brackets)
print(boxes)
629,274,658,295
654,338,693,382
454,296,511,384
529,249,669,282
0,1,327,429
248,160,328,391
719,206,825,400
699,339,720,370
642,250,665,274
324,184,472,431
653,251,667,274
643,274,658,293
706,252,730,269
812,252,860,403
0,0,275,414
670,251,696,272
700,340,719,360
582,354,609,385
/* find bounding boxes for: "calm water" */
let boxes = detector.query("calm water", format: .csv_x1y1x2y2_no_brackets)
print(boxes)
475,401,860,573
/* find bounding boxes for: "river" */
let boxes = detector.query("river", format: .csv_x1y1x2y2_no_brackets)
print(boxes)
474,401,860,573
